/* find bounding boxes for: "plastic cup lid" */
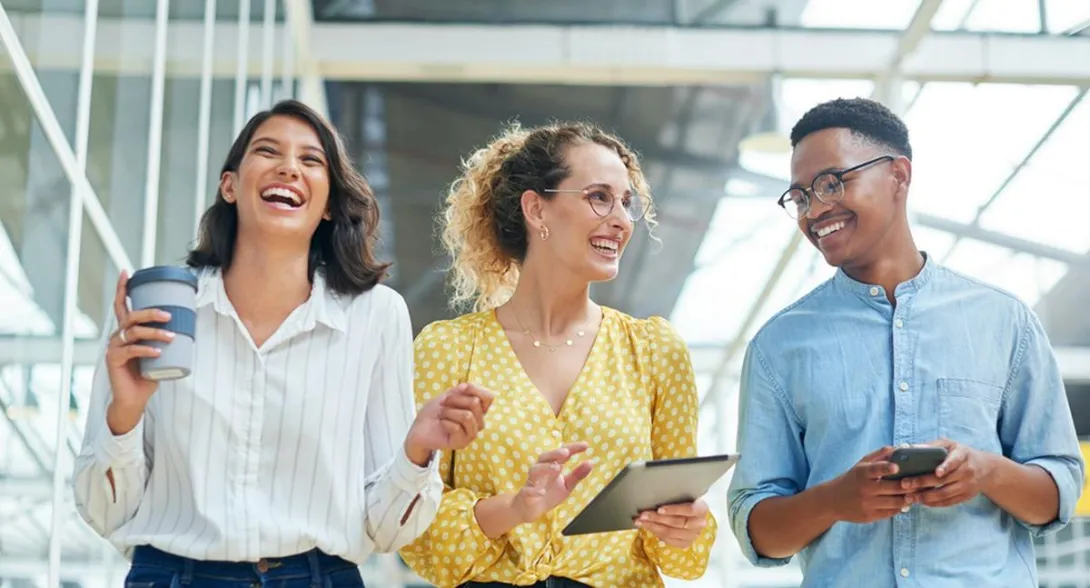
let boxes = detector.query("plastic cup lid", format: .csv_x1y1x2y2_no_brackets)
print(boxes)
126,266,199,293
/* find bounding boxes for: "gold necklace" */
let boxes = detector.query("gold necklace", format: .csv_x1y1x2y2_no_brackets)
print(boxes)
512,307,588,352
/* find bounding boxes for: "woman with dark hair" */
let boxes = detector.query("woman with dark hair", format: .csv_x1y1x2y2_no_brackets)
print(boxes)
73,99,492,587
398,121,716,587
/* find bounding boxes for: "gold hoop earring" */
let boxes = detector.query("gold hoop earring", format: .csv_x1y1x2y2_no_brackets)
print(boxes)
539,226,550,241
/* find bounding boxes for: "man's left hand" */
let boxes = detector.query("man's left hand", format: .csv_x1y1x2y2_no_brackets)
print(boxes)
900,439,996,508
634,499,709,549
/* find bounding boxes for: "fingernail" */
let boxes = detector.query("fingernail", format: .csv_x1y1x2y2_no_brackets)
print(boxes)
657,508,666,515
158,311,172,320
936,468,944,476
634,521,643,528
165,331,175,339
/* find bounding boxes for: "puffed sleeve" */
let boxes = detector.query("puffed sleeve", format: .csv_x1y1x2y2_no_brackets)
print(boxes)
398,320,508,588
639,317,717,580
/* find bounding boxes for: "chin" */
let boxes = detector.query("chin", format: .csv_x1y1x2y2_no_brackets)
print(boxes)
585,263,620,283
246,215,321,242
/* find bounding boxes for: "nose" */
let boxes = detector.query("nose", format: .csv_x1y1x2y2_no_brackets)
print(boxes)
276,157,300,180
805,191,833,220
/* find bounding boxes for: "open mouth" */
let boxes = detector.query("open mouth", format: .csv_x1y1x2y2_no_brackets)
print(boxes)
811,216,854,242
260,186,304,210
590,238,620,258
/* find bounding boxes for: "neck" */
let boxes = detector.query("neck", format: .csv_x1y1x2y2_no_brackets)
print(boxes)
506,259,595,338
222,235,313,318
842,224,924,302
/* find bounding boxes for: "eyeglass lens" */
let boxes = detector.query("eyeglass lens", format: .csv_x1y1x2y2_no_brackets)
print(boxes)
587,187,646,221
783,173,844,219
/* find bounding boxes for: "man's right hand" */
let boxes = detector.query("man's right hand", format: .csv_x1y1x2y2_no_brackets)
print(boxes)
105,271,175,436
511,442,594,524
828,446,917,524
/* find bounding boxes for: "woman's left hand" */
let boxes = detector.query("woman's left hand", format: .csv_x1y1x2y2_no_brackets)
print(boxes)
634,499,710,549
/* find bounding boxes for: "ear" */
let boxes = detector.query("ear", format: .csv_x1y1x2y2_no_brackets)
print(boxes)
891,156,912,202
219,171,238,203
520,189,547,232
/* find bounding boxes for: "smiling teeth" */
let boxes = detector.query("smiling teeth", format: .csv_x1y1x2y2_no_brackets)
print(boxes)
816,221,846,238
261,187,301,206
591,239,618,252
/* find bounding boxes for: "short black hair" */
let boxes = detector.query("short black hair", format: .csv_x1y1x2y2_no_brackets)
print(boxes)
186,99,390,296
789,97,912,160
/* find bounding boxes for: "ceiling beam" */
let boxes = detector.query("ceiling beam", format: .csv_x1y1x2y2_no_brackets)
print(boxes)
10,13,1090,86
916,212,1090,267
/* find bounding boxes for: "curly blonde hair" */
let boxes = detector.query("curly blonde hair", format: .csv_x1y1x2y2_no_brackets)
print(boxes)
440,121,655,312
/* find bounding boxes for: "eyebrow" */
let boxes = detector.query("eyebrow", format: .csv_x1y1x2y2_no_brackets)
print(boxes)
251,136,326,155
584,182,633,194
789,165,842,189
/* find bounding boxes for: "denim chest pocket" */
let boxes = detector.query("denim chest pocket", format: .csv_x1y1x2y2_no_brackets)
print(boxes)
937,378,1005,453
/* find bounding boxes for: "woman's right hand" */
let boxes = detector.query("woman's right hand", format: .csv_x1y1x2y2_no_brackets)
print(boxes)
104,271,175,435
512,442,595,524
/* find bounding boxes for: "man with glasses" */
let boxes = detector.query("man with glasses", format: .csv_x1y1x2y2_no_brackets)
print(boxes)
727,97,1084,586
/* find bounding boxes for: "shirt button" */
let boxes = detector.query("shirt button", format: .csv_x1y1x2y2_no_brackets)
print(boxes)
869,286,880,296
894,318,904,328
900,568,910,578
899,381,909,392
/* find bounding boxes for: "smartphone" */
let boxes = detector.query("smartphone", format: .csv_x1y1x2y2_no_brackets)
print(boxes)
882,447,948,480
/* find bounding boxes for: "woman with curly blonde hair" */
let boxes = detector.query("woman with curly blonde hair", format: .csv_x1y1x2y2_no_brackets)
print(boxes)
399,121,716,587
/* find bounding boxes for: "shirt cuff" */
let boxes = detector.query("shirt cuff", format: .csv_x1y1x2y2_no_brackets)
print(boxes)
390,446,441,495
731,492,794,568
1022,456,1082,537
93,412,146,469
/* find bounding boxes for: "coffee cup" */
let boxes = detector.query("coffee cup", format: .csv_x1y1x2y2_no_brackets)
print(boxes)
125,266,199,381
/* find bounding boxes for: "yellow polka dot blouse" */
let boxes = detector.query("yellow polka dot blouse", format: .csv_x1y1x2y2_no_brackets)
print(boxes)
399,308,716,587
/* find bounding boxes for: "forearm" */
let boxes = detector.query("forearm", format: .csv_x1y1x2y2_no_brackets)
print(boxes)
106,399,146,436
983,454,1061,526
748,482,839,559
474,493,525,539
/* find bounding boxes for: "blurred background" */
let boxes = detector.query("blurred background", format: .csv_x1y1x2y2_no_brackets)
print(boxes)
1,0,1088,586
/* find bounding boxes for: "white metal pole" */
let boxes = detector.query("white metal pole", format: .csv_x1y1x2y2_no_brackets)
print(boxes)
0,3,133,273
141,0,171,269
233,0,252,134
48,0,100,585
281,0,294,100
260,0,276,108
194,0,218,240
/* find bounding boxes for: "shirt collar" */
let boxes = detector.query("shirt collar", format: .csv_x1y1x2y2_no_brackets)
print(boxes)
833,251,934,302
194,267,348,333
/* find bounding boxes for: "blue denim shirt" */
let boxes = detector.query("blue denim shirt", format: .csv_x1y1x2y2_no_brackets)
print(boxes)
727,256,1085,587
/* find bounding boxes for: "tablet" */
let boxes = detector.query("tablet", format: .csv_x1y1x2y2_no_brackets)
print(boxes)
561,453,739,536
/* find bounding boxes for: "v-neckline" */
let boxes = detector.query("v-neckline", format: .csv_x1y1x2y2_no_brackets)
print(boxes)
490,307,610,420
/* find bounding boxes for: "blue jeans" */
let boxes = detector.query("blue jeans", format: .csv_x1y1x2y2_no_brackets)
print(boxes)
125,546,365,588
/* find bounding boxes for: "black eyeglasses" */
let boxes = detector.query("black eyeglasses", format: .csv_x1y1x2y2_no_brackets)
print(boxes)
544,183,649,222
777,155,895,220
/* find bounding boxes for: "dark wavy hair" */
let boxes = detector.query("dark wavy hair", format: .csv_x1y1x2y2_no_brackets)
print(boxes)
186,99,389,296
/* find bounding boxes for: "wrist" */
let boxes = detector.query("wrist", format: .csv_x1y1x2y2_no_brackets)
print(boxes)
403,434,434,468
813,478,845,524
508,492,531,525
976,450,1003,495
105,400,145,436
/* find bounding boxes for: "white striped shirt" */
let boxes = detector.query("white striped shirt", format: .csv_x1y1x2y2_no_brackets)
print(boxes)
73,269,442,564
